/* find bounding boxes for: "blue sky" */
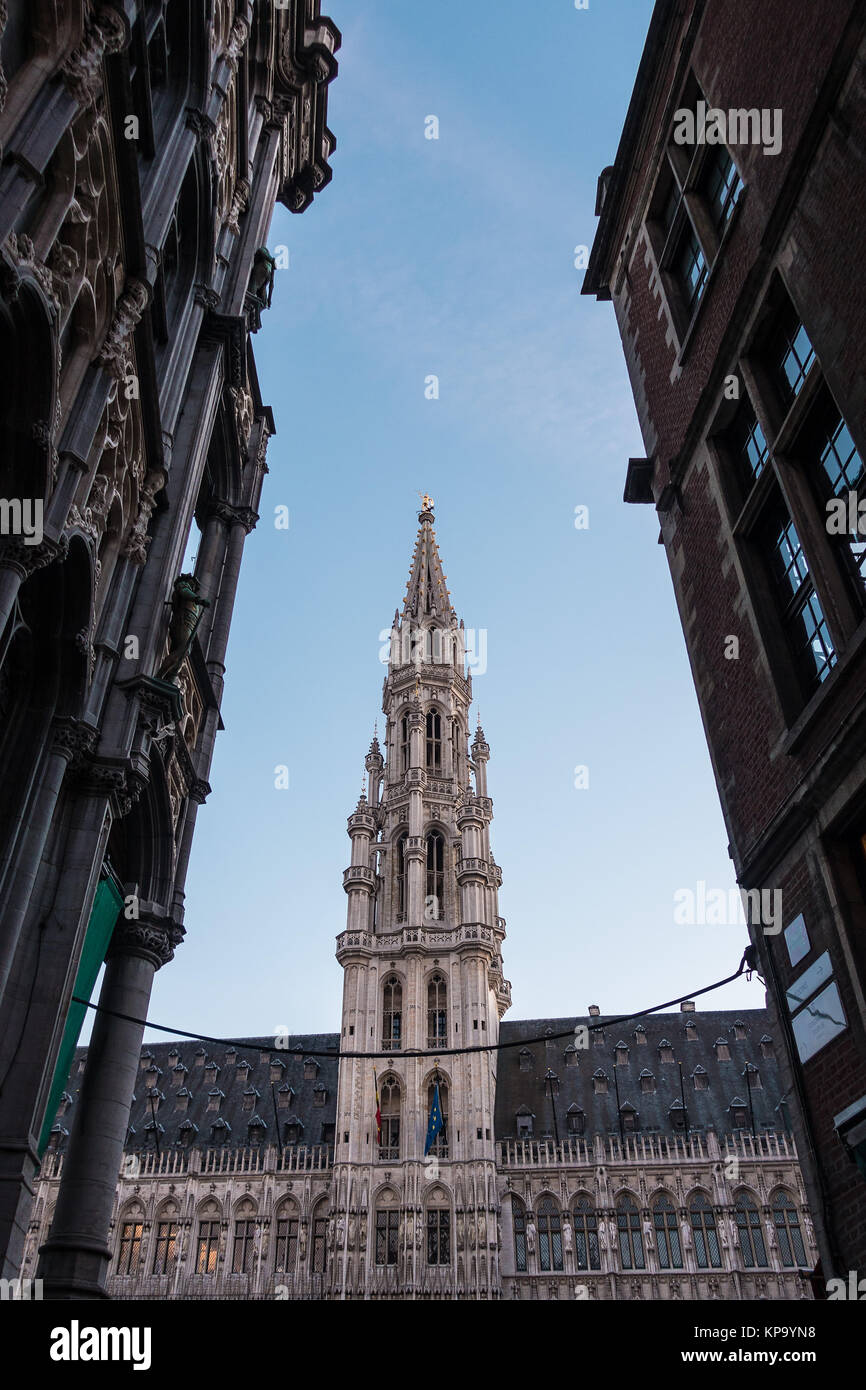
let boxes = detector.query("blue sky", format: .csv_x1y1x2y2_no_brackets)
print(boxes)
137,0,762,1047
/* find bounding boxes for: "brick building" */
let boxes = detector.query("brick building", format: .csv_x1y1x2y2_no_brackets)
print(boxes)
0,0,339,1298
583,0,866,1278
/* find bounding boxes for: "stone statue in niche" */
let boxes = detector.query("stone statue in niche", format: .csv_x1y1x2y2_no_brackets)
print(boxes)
248,246,276,309
158,574,210,683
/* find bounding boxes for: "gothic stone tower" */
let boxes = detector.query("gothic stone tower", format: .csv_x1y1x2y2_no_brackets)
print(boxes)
331,499,511,1299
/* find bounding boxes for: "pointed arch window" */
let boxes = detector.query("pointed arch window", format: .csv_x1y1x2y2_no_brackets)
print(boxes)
689,1193,721,1268
394,836,407,923
573,1197,600,1271
537,1196,563,1272
116,1218,143,1276
400,715,410,772
379,1075,401,1159
274,1201,299,1273
426,831,444,917
152,1216,178,1275
426,1202,450,1265
772,1190,807,1267
734,1194,768,1268
653,1194,683,1269
196,1218,220,1274
427,973,447,1048
426,1077,448,1158
312,1203,328,1274
616,1195,645,1270
425,710,442,769
382,976,402,1051
512,1197,527,1272
231,1214,256,1274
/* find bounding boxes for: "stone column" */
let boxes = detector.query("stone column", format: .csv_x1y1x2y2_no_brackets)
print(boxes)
37,915,182,1298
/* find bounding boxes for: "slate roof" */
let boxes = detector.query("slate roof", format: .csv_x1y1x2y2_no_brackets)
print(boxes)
48,1008,784,1156
495,1009,785,1141
57,1034,340,1155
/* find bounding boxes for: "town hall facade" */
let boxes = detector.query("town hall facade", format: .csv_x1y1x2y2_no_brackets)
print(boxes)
24,505,818,1299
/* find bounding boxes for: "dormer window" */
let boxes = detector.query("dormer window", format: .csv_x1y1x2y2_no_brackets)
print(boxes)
242,1087,260,1114
224,1047,237,1064
304,1057,319,1080
592,1027,605,1047
715,1039,731,1061
210,1118,231,1145
566,1105,585,1136
278,1084,295,1110
313,1082,327,1107
140,1051,155,1071
48,1125,68,1150
236,1060,250,1082
167,1048,180,1063
733,1020,747,1041
684,1022,698,1041
669,1102,687,1132
620,1104,638,1133
174,1088,192,1113
145,1065,163,1089
260,1050,271,1065
207,1088,224,1112
515,1106,534,1138
178,1120,198,1147
193,1047,206,1067
760,1035,774,1059
564,1045,578,1068
639,1069,655,1094
518,1048,532,1073
248,1116,266,1145
285,1120,303,1145
592,1070,608,1096
634,1025,647,1045
743,1063,762,1090
171,1064,188,1088
144,1120,165,1145
615,1042,629,1066
730,1099,748,1129
658,1040,674,1063
693,1065,709,1091
203,1062,220,1084
270,1060,286,1084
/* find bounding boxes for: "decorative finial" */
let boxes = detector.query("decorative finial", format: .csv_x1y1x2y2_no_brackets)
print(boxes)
418,491,435,513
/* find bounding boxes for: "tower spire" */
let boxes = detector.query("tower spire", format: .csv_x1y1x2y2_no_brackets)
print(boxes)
402,494,456,623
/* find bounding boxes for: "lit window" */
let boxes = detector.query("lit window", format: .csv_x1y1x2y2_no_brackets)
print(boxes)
196,1219,220,1275
116,1220,143,1276
152,1219,178,1275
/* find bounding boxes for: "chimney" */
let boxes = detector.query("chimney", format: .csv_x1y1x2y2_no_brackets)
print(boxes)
588,1005,600,1017
680,1000,696,1012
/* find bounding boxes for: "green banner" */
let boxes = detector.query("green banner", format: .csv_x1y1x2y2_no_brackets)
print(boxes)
37,875,124,1157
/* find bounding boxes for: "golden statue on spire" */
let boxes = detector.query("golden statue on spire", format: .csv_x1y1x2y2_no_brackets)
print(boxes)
418,491,435,512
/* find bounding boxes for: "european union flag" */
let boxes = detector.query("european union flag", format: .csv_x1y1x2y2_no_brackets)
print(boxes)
424,1081,444,1156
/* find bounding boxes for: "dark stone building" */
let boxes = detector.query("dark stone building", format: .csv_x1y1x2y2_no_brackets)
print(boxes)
26,1004,815,1299
0,0,339,1298
583,0,866,1280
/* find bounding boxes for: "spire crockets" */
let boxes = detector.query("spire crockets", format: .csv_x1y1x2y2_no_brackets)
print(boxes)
402,494,457,623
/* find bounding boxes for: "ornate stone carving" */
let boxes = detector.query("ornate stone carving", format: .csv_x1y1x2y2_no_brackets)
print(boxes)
109,918,185,970
61,6,128,109
124,469,165,565
230,384,253,455
95,279,150,378
0,533,68,580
